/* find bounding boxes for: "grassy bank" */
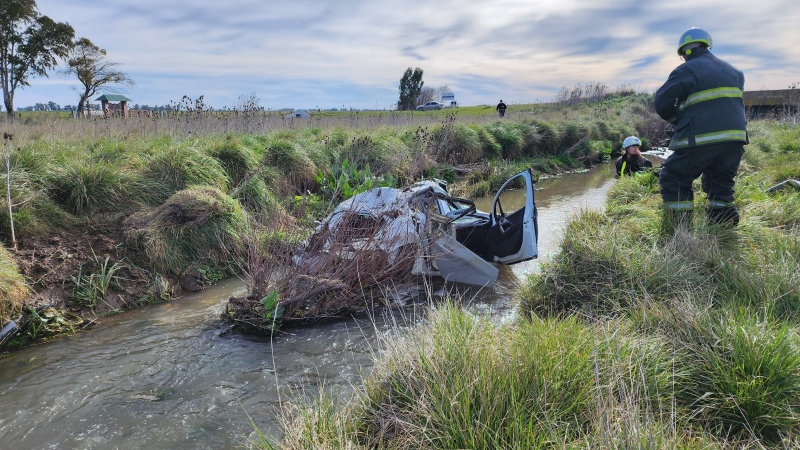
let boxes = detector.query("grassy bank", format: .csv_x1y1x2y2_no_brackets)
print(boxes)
259,118,800,448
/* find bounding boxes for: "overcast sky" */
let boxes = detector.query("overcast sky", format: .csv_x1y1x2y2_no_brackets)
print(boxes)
11,0,800,111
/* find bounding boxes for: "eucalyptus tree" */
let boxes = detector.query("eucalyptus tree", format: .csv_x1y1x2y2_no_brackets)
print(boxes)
0,0,75,118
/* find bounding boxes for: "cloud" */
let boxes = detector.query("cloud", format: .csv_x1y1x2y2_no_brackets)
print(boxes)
11,0,799,111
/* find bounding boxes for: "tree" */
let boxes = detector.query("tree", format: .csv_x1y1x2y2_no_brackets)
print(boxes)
398,67,424,111
61,37,135,116
0,0,75,118
417,86,437,105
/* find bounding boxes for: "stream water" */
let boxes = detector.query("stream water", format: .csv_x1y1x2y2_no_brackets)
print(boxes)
0,163,620,450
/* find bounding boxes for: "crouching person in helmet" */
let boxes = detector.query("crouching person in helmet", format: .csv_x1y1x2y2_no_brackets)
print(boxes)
616,136,653,177
654,27,748,233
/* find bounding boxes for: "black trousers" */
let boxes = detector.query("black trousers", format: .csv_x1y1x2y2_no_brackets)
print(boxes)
659,142,745,206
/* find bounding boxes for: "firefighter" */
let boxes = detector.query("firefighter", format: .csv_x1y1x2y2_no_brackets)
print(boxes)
615,136,653,177
654,27,748,232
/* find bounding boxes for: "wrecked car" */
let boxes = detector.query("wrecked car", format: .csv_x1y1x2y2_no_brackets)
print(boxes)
223,170,537,333
299,168,538,287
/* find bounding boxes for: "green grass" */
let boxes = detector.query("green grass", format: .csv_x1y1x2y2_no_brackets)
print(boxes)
267,305,706,449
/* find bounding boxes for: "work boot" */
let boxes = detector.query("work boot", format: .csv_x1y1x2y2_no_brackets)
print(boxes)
661,209,693,236
707,206,739,229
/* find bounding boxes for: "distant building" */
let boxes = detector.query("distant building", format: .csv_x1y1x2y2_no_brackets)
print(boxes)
284,109,311,119
441,91,457,108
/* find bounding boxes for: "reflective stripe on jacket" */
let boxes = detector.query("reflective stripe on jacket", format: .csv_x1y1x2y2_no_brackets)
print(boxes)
654,49,748,150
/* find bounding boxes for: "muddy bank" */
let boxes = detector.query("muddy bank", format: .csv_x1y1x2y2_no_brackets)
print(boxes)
2,223,163,349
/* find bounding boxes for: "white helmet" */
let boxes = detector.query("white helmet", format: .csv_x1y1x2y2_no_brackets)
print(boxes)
622,136,641,149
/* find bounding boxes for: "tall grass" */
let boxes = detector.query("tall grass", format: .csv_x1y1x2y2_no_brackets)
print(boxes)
141,141,229,193
267,304,697,449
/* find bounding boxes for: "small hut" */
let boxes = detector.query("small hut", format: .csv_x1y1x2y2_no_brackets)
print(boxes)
95,94,132,118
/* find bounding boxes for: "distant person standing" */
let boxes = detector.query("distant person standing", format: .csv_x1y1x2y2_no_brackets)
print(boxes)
496,100,507,117
615,136,653,177
654,27,748,231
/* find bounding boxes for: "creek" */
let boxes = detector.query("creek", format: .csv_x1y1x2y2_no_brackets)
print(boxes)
0,163,620,450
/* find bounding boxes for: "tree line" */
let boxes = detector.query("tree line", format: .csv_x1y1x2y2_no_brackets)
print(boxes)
1,0,134,119
14,103,182,113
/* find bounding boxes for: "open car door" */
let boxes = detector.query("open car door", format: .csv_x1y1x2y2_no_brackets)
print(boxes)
489,169,538,264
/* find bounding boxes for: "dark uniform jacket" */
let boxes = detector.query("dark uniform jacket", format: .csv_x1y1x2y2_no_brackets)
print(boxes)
615,155,653,177
654,48,748,150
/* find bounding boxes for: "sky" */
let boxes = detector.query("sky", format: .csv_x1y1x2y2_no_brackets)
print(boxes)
10,0,800,111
